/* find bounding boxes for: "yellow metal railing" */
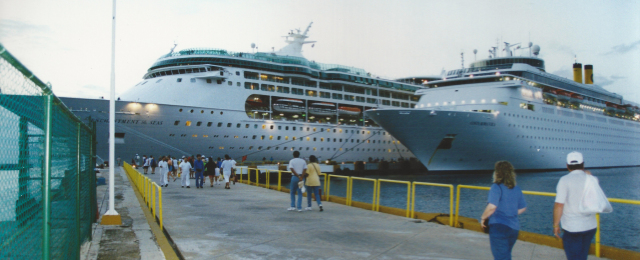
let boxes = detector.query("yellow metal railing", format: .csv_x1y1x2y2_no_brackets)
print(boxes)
326,174,352,206
376,179,411,217
412,182,454,226
123,162,163,231
349,177,378,210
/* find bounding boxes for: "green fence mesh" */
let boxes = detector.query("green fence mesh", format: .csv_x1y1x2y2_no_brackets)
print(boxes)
0,42,96,259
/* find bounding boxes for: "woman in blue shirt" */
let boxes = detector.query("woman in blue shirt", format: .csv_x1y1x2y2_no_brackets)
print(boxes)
480,161,527,260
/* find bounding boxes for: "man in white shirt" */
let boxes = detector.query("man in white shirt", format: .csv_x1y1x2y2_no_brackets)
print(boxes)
287,151,307,212
553,151,598,260
179,158,192,188
158,157,169,187
142,155,149,174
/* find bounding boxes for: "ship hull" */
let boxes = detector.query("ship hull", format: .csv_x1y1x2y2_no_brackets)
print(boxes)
61,97,413,165
366,108,640,171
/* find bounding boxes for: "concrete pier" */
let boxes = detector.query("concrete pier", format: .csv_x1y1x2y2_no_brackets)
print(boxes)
143,171,605,259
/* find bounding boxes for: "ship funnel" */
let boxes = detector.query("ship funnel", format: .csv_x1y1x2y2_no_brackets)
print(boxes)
584,64,593,84
573,63,583,83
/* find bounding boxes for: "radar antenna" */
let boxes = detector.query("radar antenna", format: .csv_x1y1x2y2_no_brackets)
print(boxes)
169,42,177,54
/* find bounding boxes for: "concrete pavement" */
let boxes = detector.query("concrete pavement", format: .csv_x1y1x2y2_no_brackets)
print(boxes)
144,171,606,260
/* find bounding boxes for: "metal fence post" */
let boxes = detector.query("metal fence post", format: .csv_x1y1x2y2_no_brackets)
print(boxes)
76,122,81,260
42,94,53,259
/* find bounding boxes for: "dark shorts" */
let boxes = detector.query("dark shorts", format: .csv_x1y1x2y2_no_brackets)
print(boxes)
143,166,149,169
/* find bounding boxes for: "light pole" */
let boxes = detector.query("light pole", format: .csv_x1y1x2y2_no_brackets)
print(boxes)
101,0,122,225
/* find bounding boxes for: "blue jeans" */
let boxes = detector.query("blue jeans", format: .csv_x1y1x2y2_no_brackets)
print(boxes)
195,170,204,188
306,186,322,207
489,224,519,260
290,176,302,209
562,228,596,260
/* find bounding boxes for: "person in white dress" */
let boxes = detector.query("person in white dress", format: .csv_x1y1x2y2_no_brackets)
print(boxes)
142,155,149,174
158,157,169,187
179,159,192,188
220,154,235,189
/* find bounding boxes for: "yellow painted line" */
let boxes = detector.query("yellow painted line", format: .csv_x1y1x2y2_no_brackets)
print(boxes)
123,167,179,260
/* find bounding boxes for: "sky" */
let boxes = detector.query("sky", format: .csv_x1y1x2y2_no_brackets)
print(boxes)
1,0,639,102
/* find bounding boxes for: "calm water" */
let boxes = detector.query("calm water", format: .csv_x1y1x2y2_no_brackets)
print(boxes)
324,166,640,252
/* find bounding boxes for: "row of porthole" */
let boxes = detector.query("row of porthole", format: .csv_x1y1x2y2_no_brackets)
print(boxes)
529,146,637,152
505,111,640,133
173,120,389,136
178,108,223,115
509,123,640,141
205,146,406,153
168,133,396,145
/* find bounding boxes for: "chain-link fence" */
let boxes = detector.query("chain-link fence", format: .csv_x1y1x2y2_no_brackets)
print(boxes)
0,42,97,259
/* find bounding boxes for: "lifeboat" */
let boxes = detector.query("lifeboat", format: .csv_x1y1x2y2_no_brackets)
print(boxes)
272,99,305,113
543,89,558,104
246,98,266,108
309,102,337,116
556,90,571,101
338,106,362,116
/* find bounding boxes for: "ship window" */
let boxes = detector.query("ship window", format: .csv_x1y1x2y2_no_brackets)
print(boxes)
261,135,265,140
285,136,289,140
228,81,233,86
286,126,289,130
217,80,222,84
196,121,202,126
270,125,274,129
258,146,263,150
190,78,196,83
227,123,232,127
177,78,182,82
237,123,241,128
236,71,240,75
278,126,282,130
190,109,194,113
237,82,241,87
269,135,273,140
277,136,281,140
211,111,213,114
306,137,310,141
179,109,183,112
174,121,180,125
185,121,192,126
293,137,297,140
192,134,197,137
217,122,222,127
262,125,266,129
252,135,257,139
246,124,249,128
206,79,212,84
293,127,297,130
207,122,212,127
219,147,224,149
248,146,253,150
254,124,258,129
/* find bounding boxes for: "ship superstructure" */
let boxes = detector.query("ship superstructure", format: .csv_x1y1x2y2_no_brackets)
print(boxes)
366,42,640,171
62,23,439,164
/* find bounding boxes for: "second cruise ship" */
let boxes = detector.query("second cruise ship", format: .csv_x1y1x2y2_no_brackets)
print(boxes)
366,43,640,171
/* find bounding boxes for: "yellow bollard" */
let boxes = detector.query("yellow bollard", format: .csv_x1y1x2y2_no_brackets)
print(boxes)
159,186,163,231
152,184,156,219
278,170,282,191
596,214,600,257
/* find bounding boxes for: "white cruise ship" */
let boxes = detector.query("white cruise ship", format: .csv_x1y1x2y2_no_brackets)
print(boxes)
366,43,640,171
61,23,439,164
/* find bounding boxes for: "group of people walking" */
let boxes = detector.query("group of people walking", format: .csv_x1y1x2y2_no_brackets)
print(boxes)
481,151,606,260
140,154,237,189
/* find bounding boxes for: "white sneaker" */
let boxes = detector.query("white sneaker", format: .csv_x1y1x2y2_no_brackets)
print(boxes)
287,207,296,211
305,207,312,211
297,209,303,212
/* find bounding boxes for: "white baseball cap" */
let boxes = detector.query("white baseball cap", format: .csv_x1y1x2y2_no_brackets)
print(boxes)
566,151,584,165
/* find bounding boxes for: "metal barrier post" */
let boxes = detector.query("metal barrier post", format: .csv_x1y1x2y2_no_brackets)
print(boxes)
278,170,282,191
411,182,454,226
266,170,270,189
256,168,259,187
596,214,600,257
152,184,156,219
159,186,163,231
240,168,243,182
76,122,82,259
350,177,378,210
42,94,53,259
326,174,351,205
376,179,411,217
